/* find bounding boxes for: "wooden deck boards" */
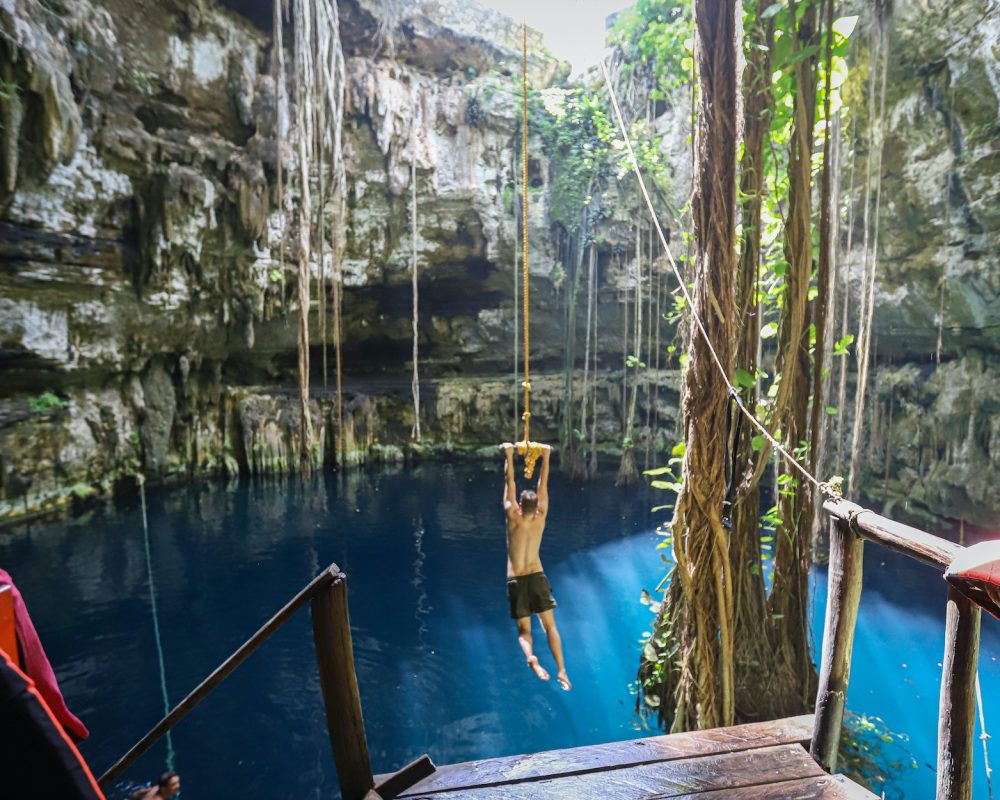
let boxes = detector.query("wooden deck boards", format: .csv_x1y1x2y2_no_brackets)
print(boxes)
387,716,878,800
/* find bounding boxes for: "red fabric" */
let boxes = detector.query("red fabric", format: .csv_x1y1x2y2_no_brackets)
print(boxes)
0,568,89,740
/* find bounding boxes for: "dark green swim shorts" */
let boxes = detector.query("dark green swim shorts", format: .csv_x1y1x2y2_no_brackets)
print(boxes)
507,572,557,619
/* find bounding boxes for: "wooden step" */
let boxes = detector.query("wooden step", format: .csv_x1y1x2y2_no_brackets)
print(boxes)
391,715,814,797
402,743,827,798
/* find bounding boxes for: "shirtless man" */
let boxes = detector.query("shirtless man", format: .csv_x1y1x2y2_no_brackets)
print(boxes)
500,442,571,691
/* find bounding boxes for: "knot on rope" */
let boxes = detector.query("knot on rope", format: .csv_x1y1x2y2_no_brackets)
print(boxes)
522,380,532,392
517,440,545,479
818,476,844,499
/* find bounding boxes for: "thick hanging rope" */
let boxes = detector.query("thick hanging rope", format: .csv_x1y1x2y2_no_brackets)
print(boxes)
515,22,544,479
599,59,834,499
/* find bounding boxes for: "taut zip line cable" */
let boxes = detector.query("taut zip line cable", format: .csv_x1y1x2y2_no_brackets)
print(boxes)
598,59,835,499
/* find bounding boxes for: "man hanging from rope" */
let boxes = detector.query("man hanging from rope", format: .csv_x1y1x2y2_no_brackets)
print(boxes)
499,442,571,691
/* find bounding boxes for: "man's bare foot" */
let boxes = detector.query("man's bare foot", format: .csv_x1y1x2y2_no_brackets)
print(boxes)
527,655,549,681
556,671,572,691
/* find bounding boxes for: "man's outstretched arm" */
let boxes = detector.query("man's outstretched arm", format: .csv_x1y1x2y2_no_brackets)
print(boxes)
536,444,551,514
501,443,517,512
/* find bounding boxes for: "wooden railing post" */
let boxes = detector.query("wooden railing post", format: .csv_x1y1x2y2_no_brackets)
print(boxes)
811,515,864,773
312,573,374,800
936,586,981,800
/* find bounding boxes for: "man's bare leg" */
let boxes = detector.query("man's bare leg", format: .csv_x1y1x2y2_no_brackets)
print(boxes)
538,610,571,690
517,616,549,681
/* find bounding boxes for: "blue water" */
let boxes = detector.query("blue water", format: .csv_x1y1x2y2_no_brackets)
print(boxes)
0,464,662,799
0,463,998,799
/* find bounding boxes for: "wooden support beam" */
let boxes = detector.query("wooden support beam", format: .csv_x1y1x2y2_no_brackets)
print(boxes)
99,564,341,787
811,517,864,773
936,586,981,800
312,574,374,800
374,755,436,799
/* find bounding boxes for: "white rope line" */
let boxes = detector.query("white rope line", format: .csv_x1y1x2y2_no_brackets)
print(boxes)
599,59,832,497
977,672,995,800
140,479,176,772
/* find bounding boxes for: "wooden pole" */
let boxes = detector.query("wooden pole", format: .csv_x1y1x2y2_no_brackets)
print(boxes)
312,574,374,800
811,516,864,773
936,586,981,800
99,565,341,787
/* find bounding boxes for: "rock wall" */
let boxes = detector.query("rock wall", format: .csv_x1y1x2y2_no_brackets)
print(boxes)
2,0,996,528
0,0,666,523
827,0,1000,525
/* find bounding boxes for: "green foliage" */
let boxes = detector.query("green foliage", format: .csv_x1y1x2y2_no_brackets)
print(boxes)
0,77,19,100
124,66,156,96
840,713,918,800
502,185,514,213
28,391,69,414
531,87,612,233
610,0,694,96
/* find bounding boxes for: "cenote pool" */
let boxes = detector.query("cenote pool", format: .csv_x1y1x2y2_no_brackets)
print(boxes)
1,462,998,799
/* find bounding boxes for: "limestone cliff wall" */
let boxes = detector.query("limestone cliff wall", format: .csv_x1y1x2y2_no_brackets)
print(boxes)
827,0,1000,526
0,0,658,523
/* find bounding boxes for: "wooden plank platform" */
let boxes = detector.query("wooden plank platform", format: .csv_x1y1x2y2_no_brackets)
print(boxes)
385,716,878,800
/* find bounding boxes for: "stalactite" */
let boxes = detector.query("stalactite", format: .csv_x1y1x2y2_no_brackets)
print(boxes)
581,244,596,476
272,0,287,304
835,115,858,474
316,74,328,389
273,0,348,471
589,261,600,477
644,202,655,471
410,82,421,442
621,250,629,433
936,277,947,365
617,225,643,487
293,0,315,473
847,5,892,498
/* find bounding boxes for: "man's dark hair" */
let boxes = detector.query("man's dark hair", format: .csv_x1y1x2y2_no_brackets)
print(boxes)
159,771,179,788
520,489,538,514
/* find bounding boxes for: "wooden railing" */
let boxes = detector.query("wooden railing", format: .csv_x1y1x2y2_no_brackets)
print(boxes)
98,563,433,800
812,497,990,800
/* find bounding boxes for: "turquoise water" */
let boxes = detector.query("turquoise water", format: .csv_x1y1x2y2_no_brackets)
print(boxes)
0,463,997,798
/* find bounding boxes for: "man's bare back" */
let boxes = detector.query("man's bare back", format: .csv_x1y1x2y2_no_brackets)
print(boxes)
500,443,570,690
506,498,546,577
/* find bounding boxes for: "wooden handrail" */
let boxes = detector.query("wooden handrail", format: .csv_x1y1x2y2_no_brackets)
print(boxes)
99,565,346,788
813,498,989,800
824,497,962,569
